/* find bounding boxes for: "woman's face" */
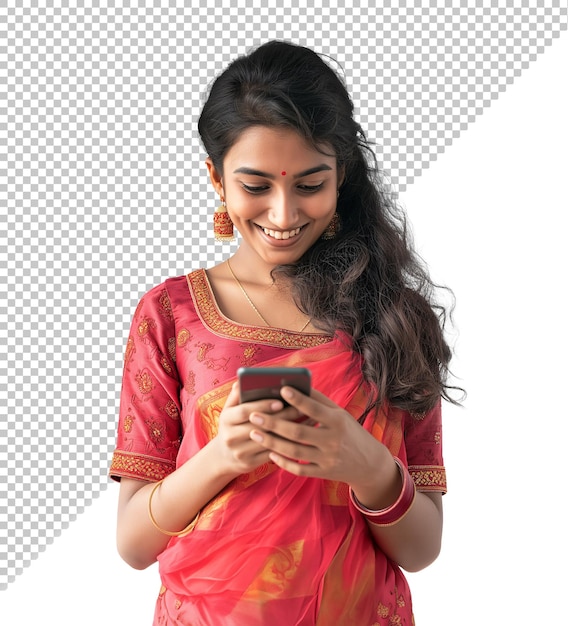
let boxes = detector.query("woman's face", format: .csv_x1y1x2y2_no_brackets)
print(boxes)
207,126,341,268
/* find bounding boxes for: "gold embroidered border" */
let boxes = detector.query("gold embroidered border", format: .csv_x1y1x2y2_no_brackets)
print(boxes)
187,269,331,349
409,465,447,493
109,451,175,482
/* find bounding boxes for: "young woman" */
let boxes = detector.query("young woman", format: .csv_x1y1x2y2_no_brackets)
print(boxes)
110,41,456,625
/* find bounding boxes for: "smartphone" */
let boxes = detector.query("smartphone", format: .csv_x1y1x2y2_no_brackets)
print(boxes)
237,367,311,404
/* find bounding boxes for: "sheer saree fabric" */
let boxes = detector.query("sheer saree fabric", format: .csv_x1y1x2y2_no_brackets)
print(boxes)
110,270,447,626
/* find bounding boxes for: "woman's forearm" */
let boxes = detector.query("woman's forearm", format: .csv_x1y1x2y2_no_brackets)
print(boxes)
350,453,443,573
116,439,238,570
365,489,443,572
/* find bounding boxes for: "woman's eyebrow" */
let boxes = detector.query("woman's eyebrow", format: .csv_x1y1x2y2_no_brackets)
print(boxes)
293,164,332,179
233,167,275,179
233,164,333,179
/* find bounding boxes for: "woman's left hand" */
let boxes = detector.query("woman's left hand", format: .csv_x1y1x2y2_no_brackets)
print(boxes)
249,385,444,572
248,386,394,497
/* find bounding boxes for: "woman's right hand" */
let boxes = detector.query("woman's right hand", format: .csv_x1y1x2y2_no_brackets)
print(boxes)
213,381,295,475
117,381,292,570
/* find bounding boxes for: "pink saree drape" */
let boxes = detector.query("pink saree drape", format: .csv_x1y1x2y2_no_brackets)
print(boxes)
110,271,446,626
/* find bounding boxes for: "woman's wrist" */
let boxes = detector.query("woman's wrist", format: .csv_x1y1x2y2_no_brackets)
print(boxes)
349,457,416,527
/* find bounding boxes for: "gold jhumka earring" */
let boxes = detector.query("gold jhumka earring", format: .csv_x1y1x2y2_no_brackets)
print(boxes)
213,200,234,241
321,212,340,240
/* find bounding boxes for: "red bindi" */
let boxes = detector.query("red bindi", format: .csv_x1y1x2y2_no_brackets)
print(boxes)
281,171,286,176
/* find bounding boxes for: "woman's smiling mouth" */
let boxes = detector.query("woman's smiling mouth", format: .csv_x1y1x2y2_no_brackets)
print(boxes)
259,225,303,240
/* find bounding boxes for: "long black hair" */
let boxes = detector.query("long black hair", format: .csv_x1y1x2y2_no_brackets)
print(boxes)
199,41,459,417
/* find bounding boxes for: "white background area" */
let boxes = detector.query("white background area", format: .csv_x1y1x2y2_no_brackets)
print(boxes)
1,32,567,626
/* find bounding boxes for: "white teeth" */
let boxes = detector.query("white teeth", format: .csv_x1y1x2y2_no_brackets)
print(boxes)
262,227,301,239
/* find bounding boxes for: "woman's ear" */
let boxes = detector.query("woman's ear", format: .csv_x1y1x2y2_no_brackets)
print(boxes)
205,157,224,197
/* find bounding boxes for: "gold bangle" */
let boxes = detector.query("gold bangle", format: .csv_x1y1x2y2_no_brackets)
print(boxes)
148,479,200,537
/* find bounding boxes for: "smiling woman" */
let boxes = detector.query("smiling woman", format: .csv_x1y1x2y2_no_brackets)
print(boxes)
110,40,459,626
206,126,340,272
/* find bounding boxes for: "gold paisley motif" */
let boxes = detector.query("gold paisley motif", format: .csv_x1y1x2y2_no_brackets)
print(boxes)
177,328,192,347
123,414,135,433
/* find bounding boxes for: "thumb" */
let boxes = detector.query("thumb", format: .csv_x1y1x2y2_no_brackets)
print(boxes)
223,380,241,408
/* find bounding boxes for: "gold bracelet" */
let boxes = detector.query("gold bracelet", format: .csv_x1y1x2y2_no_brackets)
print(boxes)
148,479,200,537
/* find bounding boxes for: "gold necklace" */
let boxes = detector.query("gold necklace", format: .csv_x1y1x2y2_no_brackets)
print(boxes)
226,258,311,332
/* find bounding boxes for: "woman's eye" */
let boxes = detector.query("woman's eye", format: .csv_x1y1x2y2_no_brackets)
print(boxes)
242,184,269,194
298,183,324,193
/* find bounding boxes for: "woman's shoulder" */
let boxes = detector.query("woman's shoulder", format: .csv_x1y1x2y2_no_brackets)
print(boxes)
139,269,206,299
132,269,205,318
164,268,208,302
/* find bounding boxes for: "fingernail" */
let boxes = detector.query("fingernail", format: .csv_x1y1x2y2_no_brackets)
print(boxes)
281,387,293,399
250,414,264,426
270,400,283,411
250,430,264,442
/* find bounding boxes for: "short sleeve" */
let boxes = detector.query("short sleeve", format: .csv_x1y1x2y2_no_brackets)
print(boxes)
109,284,182,482
404,399,447,493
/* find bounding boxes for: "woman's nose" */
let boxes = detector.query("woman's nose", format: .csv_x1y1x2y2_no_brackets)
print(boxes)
268,192,299,228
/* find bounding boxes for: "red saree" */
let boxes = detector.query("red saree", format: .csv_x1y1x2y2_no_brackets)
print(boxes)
110,270,447,626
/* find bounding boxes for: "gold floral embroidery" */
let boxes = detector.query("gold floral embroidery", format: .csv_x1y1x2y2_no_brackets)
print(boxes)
109,451,175,481
168,336,176,362
410,410,426,420
124,336,135,369
145,416,166,447
135,369,154,395
196,341,214,362
409,465,447,492
185,371,196,395
160,354,172,375
373,587,408,625
137,316,156,339
240,343,262,365
188,269,332,349
158,289,174,321
163,399,180,420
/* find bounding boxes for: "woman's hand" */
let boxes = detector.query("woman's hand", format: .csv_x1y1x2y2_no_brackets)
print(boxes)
246,386,443,572
212,381,299,475
246,386,398,506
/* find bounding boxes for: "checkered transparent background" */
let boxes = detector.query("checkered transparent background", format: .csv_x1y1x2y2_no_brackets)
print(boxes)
1,1,566,590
